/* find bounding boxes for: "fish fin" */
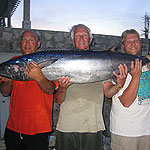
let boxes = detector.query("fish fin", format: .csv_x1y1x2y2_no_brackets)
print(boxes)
37,47,76,52
108,46,120,52
38,59,58,68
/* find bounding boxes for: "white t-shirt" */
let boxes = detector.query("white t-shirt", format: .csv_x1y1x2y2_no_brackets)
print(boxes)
110,66,150,137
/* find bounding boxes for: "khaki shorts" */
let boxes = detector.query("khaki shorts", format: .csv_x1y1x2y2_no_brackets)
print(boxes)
111,133,150,150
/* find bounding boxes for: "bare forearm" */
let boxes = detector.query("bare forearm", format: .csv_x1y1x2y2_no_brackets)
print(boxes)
119,78,140,107
36,77,55,95
0,81,13,96
54,87,67,104
26,63,55,94
54,76,72,104
104,81,120,98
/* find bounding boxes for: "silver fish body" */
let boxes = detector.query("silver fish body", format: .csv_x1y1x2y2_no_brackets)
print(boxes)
0,50,149,83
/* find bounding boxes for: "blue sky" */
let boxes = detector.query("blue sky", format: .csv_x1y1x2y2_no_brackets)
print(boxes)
11,0,150,37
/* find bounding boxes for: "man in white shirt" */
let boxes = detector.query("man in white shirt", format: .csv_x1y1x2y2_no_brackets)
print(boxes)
104,29,150,150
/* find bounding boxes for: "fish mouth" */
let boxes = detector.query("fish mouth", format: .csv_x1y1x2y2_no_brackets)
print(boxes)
0,65,10,79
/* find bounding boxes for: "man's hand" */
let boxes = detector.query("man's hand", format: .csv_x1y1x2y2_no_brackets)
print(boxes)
113,64,128,88
26,62,44,81
58,76,73,90
0,76,13,96
54,76,73,104
129,59,142,79
103,64,128,98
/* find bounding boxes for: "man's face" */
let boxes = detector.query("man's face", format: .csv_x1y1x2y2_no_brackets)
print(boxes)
73,26,90,50
20,31,40,55
122,33,141,56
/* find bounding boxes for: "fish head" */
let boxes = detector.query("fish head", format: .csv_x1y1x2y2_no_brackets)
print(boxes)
0,59,29,81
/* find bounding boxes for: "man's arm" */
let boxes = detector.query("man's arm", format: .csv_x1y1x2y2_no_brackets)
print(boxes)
118,59,142,107
26,62,55,95
54,76,72,104
103,81,121,98
0,77,13,96
104,64,128,98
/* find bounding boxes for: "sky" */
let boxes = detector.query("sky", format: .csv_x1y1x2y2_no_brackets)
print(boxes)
11,0,150,37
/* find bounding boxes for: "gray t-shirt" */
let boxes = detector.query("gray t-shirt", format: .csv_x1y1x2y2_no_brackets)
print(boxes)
56,82,105,133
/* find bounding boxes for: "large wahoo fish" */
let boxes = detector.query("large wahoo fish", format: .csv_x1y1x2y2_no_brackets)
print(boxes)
0,49,149,83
